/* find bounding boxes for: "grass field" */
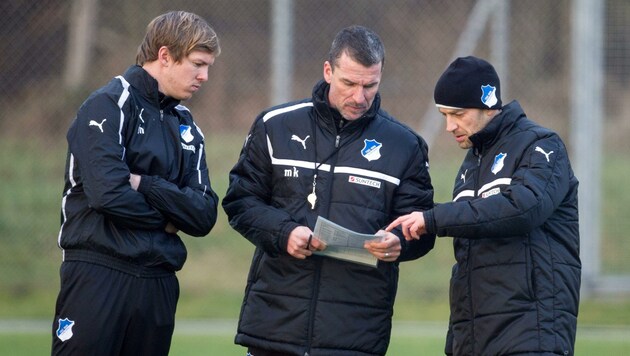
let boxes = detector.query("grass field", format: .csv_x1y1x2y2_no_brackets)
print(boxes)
2,320,629,355
0,133,629,354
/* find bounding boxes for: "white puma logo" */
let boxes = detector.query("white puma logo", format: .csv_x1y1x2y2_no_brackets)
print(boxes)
535,146,554,162
89,119,107,133
291,134,310,150
460,169,468,183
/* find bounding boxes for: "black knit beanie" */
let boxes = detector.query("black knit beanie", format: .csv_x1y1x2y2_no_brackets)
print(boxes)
434,56,502,110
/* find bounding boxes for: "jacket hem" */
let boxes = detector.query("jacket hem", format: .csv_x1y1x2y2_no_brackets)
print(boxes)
64,249,175,278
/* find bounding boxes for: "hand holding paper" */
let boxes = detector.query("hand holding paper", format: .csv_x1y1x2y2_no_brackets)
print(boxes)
287,226,325,259
363,231,400,261
312,216,384,267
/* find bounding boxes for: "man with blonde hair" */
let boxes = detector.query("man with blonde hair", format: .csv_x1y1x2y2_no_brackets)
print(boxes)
52,11,220,355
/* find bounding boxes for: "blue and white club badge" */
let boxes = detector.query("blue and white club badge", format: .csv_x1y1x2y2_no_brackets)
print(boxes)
491,152,507,175
179,125,194,143
56,318,75,342
361,139,382,161
480,84,498,108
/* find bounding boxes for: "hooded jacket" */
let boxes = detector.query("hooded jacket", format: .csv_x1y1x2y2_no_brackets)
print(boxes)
424,100,581,355
58,65,218,274
222,80,435,355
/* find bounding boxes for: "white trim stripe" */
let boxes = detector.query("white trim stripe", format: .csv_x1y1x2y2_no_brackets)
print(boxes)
453,178,512,201
453,190,474,202
58,153,76,254
193,122,205,139
57,194,68,252
478,178,512,195
116,76,131,160
436,104,464,110
262,102,314,122
196,143,204,184
334,166,400,185
175,104,190,112
266,135,274,158
271,157,331,171
269,156,400,186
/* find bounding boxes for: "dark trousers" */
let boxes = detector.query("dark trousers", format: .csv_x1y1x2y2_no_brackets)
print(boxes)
51,261,179,356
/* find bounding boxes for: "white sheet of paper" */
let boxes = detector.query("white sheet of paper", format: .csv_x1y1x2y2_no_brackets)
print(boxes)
312,216,383,267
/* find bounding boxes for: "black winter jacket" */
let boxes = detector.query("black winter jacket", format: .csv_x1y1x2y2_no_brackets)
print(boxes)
424,101,581,355
223,80,435,355
58,65,218,273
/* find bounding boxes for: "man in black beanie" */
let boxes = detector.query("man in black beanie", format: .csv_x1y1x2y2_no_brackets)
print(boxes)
386,56,581,355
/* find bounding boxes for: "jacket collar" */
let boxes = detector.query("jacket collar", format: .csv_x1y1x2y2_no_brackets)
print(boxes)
311,79,380,133
470,100,525,152
123,65,180,112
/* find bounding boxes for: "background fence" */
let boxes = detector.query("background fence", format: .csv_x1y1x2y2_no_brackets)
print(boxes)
0,0,629,322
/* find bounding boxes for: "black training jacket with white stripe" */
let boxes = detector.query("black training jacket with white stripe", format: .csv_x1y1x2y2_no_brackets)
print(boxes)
423,100,581,356
58,65,218,273
222,79,435,356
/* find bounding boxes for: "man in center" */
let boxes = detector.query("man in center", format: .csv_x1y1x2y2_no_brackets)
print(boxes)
223,25,435,355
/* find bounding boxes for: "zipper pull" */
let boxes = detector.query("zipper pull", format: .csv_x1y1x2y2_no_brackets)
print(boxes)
335,135,340,148
160,110,164,121
475,148,482,166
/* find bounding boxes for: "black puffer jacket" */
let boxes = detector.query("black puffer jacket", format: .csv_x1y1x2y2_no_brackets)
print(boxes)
223,80,435,355
424,101,581,355
58,65,218,273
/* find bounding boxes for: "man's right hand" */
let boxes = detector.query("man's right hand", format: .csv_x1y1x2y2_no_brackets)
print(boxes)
129,173,141,191
286,226,326,259
385,211,427,240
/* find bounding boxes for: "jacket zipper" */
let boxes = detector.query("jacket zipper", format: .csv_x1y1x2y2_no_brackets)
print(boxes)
335,117,345,148
159,109,174,179
305,121,343,356
305,257,322,356
468,149,482,354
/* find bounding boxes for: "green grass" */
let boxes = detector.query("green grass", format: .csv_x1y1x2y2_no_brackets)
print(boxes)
3,326,630,355
0,333,456,356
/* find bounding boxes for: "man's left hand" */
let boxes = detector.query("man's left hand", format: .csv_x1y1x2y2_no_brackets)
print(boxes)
364,230,401,261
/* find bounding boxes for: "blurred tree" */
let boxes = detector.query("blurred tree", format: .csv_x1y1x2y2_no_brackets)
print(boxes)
64,0,98,89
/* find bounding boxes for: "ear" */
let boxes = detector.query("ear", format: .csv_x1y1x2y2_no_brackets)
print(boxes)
486,109,500,118
323,61,333,84
157,46,171,66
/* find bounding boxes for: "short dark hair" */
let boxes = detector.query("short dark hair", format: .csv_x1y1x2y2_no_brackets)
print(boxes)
328,25,385,70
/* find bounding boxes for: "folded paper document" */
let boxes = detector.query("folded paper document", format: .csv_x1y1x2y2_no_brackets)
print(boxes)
312,216,384,267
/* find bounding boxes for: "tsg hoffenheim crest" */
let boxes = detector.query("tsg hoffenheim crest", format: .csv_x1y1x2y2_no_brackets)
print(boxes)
361,139,382,161
180,125,194,143
480,84,498,108
491,152,507,174
56,318,75,342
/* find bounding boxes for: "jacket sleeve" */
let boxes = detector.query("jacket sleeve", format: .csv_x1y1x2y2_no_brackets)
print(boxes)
390,135,436,261
222,116,301,256
426,135,572,238
68,91,168,229
136,122,218,237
